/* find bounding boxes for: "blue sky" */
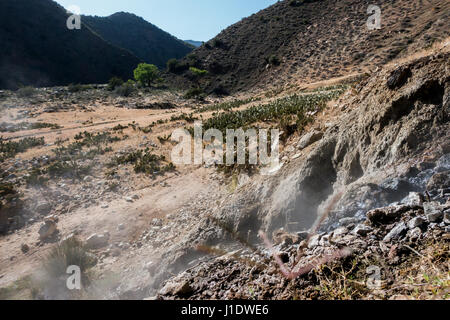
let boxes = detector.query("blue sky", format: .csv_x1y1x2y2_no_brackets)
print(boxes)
55,0,277,41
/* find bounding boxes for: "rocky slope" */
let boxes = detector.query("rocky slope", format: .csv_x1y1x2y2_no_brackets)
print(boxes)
155,49,450,299
167,0,450,94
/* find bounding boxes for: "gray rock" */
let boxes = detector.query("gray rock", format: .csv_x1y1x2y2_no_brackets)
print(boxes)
407,227,422,240
339,217,359,226
298,130,324,149
86,233,109,249
443,212,450,225
352,224,373,237
383,222,407,242
38,219,58,241
332,227,348,238
400,192,424,207
407,217,426,229
308,234,322,249
424,202,443,222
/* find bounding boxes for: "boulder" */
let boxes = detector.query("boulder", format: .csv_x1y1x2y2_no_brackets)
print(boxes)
424,202,443,223
386,66,412,90
383,222,408,242
367,205,415,225
38,216,58,241
86,233,110,249
297,130,324,149
426,170,450,191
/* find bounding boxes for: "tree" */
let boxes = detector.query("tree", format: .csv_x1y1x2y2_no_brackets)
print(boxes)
133,63,159,87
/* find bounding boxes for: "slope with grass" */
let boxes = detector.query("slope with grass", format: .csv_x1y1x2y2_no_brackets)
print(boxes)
167,0,449,94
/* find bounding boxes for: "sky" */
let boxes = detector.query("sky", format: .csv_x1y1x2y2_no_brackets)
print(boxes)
55,0,278,41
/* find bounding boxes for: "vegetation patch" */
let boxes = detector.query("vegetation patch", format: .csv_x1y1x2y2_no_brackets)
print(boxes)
0,121,61,133
109,148,175,178
0,137,45,161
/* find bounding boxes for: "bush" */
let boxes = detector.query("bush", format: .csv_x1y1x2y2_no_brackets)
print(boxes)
134,63,160,87
16,86,36,98
189,67,208,77
107,77,124,91
115,80,135,97
184,87,205,100
268,55,281,66
68,83,92,93
44,237,96,276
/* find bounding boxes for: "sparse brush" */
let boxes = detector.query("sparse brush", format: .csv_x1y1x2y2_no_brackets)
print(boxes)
0,137,45,161
43,237,96,279
16,86,37,98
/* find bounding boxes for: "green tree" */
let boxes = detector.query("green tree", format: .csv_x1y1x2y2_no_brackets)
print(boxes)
133,63,159,87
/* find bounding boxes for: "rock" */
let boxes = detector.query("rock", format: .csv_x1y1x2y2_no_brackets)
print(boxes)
296,231,309,241
352,224,372,237
297,130,324,149
152,218,163,227
38,217,58,241
383,222,408,242
400,192,424,207
21,243,30,253
36,202,52,215
339,217,359,226
424,202,443,222
407,217,426,229
160,279,193,297
83,176,93,183
332,227,348,239
408,227,422,240
386,66,411,89
426,171,450,191
444,212,450,225
132,194,139,200
86,233,110,249
125,197,134,203
117,223,125,231
367,205,415,225
308,234,322,249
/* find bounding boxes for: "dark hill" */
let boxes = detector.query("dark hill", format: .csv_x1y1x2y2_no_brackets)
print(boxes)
0,0,141,89
83,12,193,69
167,0,449,94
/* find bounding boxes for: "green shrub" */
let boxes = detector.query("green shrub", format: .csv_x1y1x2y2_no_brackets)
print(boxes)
43,236,96,282
0,137,45,161
268,55,281,66
189,67,208,77
68,83,92,93
107,77,124,91
184,87,205,99
115,81,135,97
16,86,37,98
133,63,159,87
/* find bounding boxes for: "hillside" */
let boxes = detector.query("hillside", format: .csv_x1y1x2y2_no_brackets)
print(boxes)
167,0,449,94
83,12,193,69
0,0,143,90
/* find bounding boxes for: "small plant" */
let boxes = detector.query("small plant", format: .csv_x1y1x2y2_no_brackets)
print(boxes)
268,55,281,66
